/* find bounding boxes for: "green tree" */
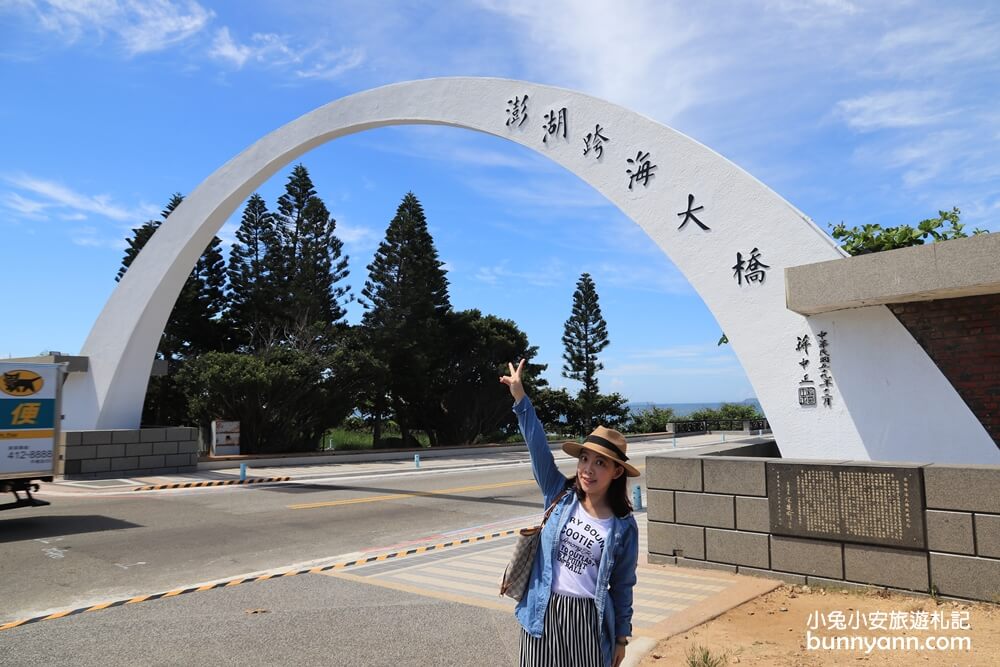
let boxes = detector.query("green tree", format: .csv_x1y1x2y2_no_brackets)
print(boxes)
226,193,281,351
177,347,351,454
361,192,451,446
627,405,677,434
562,272,611,432
830,207,987,256
272,164,350,342
427,310,544,445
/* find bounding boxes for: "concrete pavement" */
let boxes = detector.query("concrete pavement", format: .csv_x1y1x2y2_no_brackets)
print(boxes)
2,433,782,665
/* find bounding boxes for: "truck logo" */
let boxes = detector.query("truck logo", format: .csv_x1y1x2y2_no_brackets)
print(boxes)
1,370,44,397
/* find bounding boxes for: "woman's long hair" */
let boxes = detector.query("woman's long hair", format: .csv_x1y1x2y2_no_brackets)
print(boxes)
567,468,633,518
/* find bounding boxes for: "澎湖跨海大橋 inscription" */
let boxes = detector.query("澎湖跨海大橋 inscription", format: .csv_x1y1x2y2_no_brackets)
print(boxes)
767,463,925,549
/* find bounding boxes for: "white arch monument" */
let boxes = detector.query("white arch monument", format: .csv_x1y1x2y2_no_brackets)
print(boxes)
62,77,999,465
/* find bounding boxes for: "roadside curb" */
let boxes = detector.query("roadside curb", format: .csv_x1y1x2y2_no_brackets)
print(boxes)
132,476,291,491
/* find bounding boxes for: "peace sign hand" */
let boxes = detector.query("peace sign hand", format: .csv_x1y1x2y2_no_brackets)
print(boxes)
499,359,527,403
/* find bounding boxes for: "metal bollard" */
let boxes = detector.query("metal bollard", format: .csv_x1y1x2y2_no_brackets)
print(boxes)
672,435,677,448
632,485,643,510
239,463,247,482
414,454,421,469
722,433,726,443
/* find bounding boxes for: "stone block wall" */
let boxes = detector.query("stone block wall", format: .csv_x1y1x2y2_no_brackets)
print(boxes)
647,448,1000,602
888,293,1000,449
60,428,199,479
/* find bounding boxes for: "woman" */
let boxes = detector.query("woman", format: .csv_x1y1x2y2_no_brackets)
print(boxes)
501,359,639,667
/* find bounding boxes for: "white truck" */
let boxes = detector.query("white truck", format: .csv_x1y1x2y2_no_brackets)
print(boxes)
1,361,63,511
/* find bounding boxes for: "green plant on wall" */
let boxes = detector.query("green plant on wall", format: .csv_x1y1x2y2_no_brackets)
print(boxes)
830,207,987,256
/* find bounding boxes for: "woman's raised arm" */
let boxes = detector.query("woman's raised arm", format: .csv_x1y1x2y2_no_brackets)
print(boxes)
501,359,566,503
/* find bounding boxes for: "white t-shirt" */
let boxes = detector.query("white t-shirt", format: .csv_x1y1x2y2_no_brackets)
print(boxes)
551,501,614,599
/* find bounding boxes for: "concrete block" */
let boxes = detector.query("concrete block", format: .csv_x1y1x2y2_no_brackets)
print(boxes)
139,455,165,468
676,557,736,574
736,496,770,533
648,522,704,559
81,430,112,446
165,453,192,467
166,427,195,441
770,536,843,578
65,445,96,461
930,553,1000,602
924,464,1000,513
648,553,677,566
140,428,167,442
63,460,81,475
65,431,81,445
126,442,153,457
737,566,806,585
111,429,142,444
96,444,125,459
177,440,199,454
844,544,929,592
675,492,734,528
110,457,139,471
81,459,110,473
925,510,975,555
646,456,702,491
706,529,769,568
647,490,674,523
152,441,178,455
703,458,767,496
975,514,1000,558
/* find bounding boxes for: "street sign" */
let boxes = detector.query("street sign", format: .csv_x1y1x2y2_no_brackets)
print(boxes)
1,362,63,478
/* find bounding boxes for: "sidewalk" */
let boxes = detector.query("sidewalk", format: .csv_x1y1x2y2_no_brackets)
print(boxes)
323,511,780,666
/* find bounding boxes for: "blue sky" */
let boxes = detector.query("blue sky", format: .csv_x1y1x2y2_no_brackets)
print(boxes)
2,1,999,404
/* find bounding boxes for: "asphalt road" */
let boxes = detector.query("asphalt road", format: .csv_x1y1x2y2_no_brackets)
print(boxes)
0,436,756,664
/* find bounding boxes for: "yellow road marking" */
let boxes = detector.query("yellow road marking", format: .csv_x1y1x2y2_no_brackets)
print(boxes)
287,479,533,510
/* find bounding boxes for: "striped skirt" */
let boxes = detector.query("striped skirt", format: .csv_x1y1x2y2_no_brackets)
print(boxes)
519,592,602,667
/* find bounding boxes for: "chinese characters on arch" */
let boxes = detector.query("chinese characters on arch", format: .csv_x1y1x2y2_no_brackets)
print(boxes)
796,331,833,408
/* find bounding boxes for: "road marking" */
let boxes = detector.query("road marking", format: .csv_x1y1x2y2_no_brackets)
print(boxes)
287,479,535,510
133,476,291,492
0,529,518,633
287,463,647,511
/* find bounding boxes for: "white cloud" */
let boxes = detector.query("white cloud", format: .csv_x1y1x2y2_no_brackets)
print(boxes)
334,219,380,251
475,260,568,288
10,0,213,55
2,191,50,217
835,90,952,131
207,28,364,80
2,173,159,224
208,26,251,67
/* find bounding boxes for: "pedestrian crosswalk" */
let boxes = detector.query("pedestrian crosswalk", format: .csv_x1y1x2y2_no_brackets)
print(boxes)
325,514,737,634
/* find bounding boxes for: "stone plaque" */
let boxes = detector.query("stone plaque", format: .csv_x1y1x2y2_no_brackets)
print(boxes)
767,463,925,549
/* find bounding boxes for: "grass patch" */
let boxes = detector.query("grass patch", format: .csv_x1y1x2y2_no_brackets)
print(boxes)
685,644,728,667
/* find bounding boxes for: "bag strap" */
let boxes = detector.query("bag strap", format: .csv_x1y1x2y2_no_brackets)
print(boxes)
540,488,571,526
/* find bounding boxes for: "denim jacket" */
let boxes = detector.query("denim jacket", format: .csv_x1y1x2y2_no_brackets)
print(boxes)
513,396,639,667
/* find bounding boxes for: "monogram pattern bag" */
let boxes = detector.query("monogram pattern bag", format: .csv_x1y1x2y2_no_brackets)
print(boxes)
499,488,570,602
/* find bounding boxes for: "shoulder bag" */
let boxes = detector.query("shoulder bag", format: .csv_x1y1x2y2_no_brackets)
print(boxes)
499,488,570,602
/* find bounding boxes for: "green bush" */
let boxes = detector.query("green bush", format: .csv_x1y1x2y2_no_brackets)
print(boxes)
626,406,676,433
830,207,986,256
177,348,350,454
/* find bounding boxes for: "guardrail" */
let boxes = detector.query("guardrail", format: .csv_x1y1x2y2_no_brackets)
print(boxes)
668,418,770,434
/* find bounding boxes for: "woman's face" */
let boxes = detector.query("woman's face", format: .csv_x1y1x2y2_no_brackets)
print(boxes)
576,449,624,498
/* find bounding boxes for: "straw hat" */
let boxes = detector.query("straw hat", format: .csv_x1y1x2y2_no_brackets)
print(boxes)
562,425,640,477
